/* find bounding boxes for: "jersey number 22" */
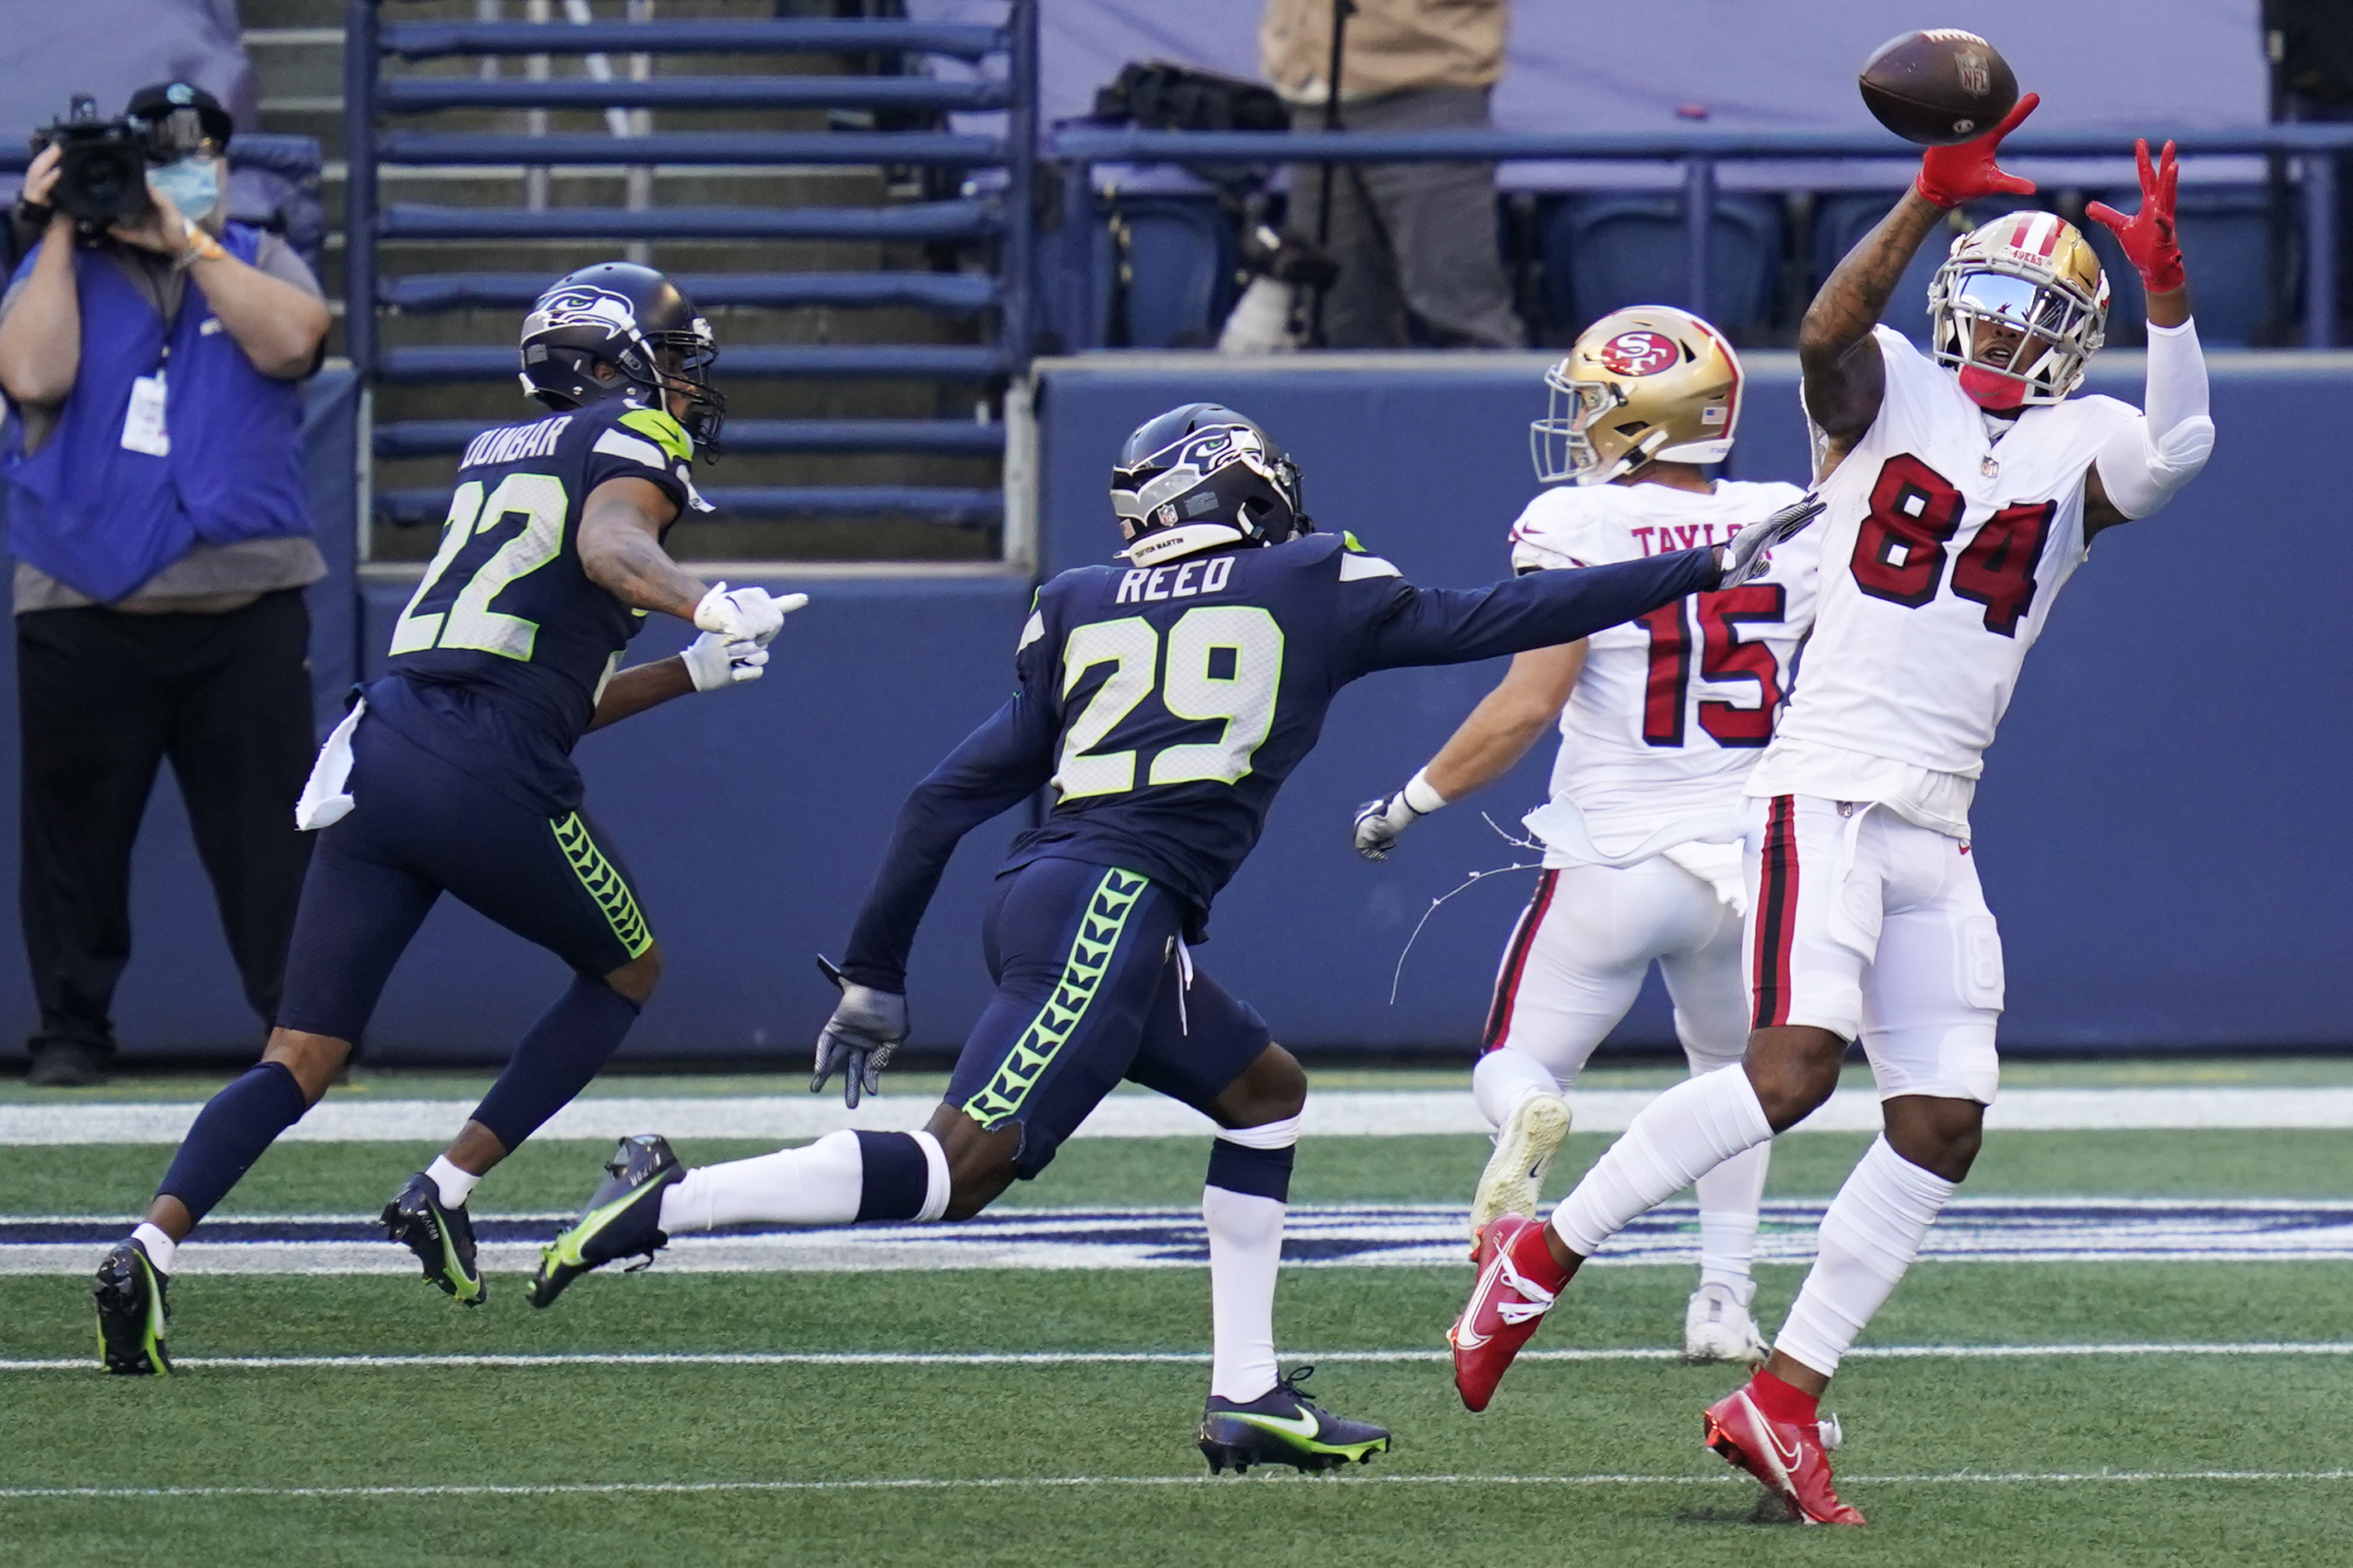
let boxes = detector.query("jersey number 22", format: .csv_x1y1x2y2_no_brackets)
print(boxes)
389,474,569,660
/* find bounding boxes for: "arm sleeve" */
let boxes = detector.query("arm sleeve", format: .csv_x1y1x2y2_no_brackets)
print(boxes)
838,615,1062,989
2092,317,2214,521
1347,546,1721,677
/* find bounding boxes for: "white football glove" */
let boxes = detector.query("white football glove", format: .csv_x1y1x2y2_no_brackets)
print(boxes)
811,956,909,1109
1717,494,1825,589
1353,794,1424,861
1351,770,1449,862
680,631,769,693
693,582,808,646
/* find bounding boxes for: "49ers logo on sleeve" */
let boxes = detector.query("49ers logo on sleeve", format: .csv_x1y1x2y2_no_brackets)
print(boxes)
1597,331,1679,377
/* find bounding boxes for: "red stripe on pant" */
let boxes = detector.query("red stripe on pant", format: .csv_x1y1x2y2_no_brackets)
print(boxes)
1482,869,1558,1051
1750,796,1800,1029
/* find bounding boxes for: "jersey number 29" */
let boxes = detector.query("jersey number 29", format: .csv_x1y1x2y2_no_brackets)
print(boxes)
389,474,569,660
1056,608,1284,798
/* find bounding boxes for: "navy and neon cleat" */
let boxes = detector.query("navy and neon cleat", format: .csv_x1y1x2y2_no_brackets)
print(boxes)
1197,1365,1391,1474
381,1173,488,1305
93,1237,173,1375
529,1134,683,1309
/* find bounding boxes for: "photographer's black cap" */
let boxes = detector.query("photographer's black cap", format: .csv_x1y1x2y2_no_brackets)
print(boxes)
123,82,233,152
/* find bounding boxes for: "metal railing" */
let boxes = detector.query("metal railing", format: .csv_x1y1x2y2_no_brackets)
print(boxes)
344,0,1037,535
1048,125,2353,350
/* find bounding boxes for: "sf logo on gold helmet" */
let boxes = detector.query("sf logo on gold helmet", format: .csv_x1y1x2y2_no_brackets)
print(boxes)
1597,331,1679,378
1532,306,1744,487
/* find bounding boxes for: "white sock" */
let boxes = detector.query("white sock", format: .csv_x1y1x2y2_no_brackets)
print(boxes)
1550,1065,1771,1257
1772,1135,1957,1380
427,1156,481,1210
1472,1047,1565,1128
131,1222,177,1275
659,1128,866,1233
1205,1116,1300,1404
1695,1141,1770,1298
1205,1184,1285,1403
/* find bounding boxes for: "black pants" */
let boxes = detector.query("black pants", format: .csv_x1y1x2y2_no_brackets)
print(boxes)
17,589,317,1056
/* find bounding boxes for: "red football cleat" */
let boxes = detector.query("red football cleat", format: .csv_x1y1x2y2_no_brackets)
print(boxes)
1449,1213,1566,1412
1702,1383,1865,1526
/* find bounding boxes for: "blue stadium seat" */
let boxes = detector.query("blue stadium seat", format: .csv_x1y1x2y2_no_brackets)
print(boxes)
2081,183,2274,348
1543,193,1784,341
1105,194,1237,349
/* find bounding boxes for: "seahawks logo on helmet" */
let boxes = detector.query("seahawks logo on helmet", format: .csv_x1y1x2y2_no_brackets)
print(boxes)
523,286,643,343
1111,404,1308,567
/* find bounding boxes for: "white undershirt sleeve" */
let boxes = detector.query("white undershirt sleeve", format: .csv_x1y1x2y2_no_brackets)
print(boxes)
2092,316,2215,520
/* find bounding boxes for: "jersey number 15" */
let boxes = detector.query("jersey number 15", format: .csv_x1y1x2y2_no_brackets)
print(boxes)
1056,607,1284,798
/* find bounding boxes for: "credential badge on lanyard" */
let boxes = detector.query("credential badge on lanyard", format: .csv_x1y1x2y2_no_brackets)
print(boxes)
122,369,169,456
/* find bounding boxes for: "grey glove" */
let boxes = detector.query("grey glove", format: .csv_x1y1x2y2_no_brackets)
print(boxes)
1718,494,1825,589
1352,793,1424,861
811,956,908,1109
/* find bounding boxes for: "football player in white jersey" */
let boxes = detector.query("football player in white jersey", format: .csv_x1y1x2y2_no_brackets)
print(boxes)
1447,96,2214,1525
1350,306,1820,1362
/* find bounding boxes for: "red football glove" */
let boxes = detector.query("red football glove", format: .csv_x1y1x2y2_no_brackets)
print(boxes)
2086,138,2185,294
1915,92,2040,209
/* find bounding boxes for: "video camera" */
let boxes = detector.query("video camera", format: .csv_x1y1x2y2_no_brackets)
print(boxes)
30,97,151,226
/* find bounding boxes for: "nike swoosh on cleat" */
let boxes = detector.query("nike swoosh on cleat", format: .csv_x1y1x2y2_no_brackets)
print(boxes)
1452,1251,1512,1350
1226,1409,1322,1442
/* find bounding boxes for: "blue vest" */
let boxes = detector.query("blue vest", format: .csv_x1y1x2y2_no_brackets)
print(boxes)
2,224,312,603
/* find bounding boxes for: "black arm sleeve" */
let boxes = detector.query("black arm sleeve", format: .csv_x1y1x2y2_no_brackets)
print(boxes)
837,693,1057,992
1348,547,1722,677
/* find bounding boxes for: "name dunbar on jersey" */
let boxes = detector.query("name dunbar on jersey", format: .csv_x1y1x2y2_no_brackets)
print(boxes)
369,397,704,815
837,407,1730,992
1510,479,1821,846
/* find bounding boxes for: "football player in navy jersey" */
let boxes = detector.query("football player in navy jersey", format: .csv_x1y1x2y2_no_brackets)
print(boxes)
532,403,1818,1467
90,263,804,1374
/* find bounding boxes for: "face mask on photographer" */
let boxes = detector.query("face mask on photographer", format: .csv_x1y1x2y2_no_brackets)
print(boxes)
146,155,222,226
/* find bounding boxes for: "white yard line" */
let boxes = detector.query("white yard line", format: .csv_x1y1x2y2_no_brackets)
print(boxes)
2,1469,2349,1501
3,1342,2348,1375
12,1086,2353,1145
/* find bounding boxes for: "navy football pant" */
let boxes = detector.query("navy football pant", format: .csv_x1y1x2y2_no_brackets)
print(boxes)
276,713,651,1045
945,855,1272,1179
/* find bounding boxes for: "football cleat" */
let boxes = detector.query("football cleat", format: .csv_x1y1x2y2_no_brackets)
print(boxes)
1449,1213,1567,1412
1702,1383,1864,1526
1684,1281,1768,1363
381,1173,487,1305
1467,1090,1572,1256
1198,1365,1391,1474
529,1133,683,1309
93,1237,172,1375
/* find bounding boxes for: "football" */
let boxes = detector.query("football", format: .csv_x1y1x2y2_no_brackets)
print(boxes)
1858,28,2019,145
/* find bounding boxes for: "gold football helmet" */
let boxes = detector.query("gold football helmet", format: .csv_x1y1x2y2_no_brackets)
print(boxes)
1531,307,1744,486
1928,211,2110,409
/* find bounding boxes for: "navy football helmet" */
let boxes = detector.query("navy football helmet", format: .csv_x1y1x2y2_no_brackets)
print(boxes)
518,262,725,454
1110,403,1310,566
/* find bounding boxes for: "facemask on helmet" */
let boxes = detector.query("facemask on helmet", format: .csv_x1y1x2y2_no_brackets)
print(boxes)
1531,307,1743,486
518,262,726,455
1927,212,2109,411
1110,403,1310,567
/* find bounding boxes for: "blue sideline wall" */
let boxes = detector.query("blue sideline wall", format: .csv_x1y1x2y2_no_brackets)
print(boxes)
0,354,2346,1064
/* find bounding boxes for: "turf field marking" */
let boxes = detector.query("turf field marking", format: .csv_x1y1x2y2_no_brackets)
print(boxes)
4,1342,2350,1374
16,1085,2353,1145
3,1470,2351,1502
17,1197,2353,1273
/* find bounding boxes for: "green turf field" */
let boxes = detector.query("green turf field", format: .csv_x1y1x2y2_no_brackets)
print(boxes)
4,1072,2352,1566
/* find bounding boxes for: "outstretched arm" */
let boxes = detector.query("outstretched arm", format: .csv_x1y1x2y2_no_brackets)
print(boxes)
1351,548,1720,676
2083,139,2209,538
577,476,705,620
837,694,1058,994
1802,93,2041,474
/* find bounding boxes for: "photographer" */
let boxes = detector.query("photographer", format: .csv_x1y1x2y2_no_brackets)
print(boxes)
0,83,330,1087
